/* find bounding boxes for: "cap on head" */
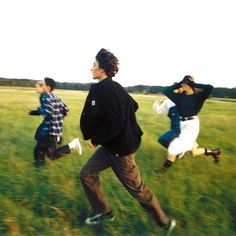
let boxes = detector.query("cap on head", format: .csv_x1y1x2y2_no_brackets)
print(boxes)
44,77,56,91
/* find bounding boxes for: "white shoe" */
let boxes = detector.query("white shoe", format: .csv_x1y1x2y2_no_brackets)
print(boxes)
69,138,82,155
166,219,176,236
177,152,185,159
85,212,115,225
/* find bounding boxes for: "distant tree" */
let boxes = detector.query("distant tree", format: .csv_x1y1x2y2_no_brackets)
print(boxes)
0,77,235,98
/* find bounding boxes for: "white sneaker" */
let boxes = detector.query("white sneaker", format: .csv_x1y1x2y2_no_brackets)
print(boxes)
166,219,176,236
177,152,185,159
69,138,82,155
85,212,115,225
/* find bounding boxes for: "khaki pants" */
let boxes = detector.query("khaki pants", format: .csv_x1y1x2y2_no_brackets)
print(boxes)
80,146,170,226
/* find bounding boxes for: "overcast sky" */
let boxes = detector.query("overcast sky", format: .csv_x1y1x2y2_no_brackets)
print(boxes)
0,0,235,88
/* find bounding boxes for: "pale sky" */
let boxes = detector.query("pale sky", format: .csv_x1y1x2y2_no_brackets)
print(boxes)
0,0,236,88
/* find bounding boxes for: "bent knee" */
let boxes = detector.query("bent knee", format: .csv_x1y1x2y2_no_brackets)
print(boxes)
79,168,95,183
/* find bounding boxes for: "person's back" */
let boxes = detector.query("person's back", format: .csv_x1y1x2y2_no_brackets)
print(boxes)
42,92,68,138
81,77,142,156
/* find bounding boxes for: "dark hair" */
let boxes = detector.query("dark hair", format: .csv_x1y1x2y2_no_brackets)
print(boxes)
95,48,119,77
180,75,195,91
183,75,195,82
44,77,56,91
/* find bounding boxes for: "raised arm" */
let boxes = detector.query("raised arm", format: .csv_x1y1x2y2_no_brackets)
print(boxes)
193,83,213,99
163,83,181,104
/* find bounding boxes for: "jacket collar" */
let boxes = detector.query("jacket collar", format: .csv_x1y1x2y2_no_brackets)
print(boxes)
99,77,112,83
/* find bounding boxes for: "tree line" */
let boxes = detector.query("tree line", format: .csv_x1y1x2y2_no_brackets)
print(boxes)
0,77,235,98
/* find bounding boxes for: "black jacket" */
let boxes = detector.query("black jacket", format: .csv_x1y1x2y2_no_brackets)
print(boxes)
80,78,143,157
164,82,213,117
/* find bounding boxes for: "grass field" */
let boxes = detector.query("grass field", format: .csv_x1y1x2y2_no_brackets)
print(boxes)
0,86,236,236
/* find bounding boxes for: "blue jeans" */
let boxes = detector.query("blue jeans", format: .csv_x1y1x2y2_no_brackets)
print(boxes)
158,106,180,149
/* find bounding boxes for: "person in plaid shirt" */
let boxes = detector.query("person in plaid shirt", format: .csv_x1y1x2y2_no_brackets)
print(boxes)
29,78,82,166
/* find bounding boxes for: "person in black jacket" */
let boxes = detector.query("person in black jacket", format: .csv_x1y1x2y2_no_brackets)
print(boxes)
156,75,221,173
79,49,176,233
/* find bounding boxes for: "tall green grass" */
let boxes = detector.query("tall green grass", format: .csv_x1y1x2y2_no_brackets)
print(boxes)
0,87,235,236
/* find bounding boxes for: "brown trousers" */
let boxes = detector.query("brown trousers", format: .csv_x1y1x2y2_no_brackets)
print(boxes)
80,146,170,226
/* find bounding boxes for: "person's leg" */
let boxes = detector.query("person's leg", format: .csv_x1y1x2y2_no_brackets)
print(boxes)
154,153,176,174
158,119,200,173
190,142,205,156
46,136,69,160
33,140,46,166
155,136,183,174
107,153,171,227
79,146,111,215
47,136,82,160
158,106,180,149
190,142,221,162
158,130,179,148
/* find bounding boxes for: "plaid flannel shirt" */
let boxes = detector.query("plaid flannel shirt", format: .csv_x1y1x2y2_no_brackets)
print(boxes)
37,93,69,137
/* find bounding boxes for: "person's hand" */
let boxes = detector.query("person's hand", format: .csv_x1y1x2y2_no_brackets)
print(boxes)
188,76,195,82
152,100,162,114
174,88,184,93
28,110,39,115
88,139,96,150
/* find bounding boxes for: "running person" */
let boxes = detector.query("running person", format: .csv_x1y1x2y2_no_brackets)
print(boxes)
157,75,221,173
79,49,176,234
29,78,82,166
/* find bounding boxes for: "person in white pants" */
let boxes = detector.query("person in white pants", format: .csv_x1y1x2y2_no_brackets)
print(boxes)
155,76,221,173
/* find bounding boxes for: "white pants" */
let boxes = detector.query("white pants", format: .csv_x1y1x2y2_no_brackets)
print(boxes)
168,117,200,156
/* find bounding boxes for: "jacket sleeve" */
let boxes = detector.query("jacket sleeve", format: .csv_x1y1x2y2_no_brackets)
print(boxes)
60,100,69,116
91,92,126,146
37,96,53,117
129,94,139,112
163,83,181,104
29,110,40,115
193,83,213,99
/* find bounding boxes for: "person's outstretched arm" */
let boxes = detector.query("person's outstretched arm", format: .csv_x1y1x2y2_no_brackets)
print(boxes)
28,110,40,115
